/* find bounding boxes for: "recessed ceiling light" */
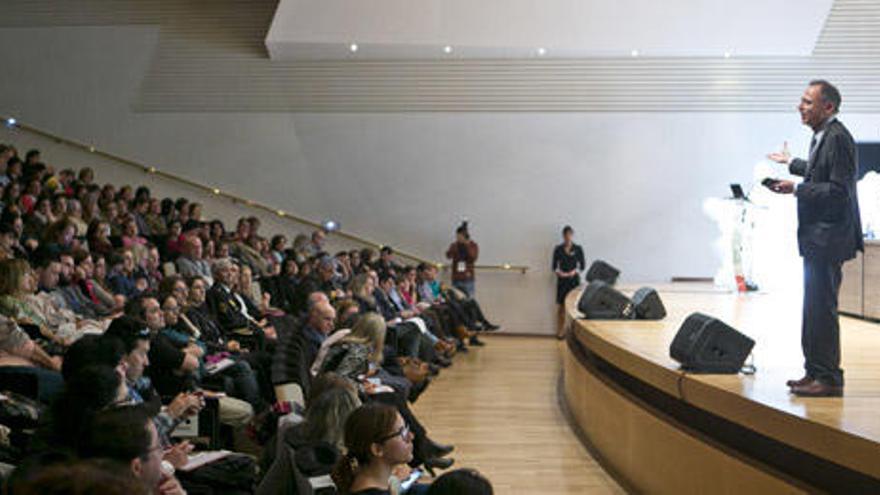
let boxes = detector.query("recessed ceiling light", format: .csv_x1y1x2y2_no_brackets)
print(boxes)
443,45,453,54
349,43,359,53
631,49,639,57
537,47,546,56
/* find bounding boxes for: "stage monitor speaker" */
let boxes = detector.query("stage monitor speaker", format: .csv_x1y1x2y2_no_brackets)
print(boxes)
578,281,635,319
585,260,620,285
632,287,666,320
669,312,755,374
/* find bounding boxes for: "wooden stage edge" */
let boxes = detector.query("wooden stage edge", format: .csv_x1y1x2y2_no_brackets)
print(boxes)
560,283,880,494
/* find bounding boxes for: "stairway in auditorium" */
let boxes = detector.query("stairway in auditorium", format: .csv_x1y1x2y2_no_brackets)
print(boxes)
412,335,623,494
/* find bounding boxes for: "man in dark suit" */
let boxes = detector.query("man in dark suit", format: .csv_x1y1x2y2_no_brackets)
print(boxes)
768,79,863,397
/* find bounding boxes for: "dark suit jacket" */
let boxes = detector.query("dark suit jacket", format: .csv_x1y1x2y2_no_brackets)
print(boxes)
790,118,863,262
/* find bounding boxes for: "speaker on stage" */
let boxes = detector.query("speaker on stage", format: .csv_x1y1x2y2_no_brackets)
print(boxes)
669,312,755,373
632,287,666,320
578,281,635,319
585,260,620,285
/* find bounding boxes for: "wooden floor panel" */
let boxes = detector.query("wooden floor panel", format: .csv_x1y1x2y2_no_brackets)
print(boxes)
411,335,624,495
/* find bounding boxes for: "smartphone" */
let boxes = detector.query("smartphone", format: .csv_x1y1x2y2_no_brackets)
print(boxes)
761,178,779,189
400,469,423,492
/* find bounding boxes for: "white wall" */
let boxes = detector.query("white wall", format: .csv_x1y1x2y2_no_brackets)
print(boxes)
2,25,879,334
266,0,832,59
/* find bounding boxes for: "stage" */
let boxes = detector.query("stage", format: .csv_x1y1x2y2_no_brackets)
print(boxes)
561,283,880,494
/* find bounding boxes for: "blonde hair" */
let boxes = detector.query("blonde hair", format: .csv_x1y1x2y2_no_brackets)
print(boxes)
0,258,31,296
349,273,375,306
346,312,386,364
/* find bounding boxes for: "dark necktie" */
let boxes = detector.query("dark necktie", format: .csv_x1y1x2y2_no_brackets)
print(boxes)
809,135,818,157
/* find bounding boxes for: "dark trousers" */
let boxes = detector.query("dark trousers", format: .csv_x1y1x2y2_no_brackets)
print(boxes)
802,257,844,386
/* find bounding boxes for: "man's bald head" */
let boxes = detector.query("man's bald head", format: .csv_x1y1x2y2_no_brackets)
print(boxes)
308,300,336,335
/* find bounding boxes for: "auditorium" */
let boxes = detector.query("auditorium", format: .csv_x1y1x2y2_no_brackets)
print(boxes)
0,1,878,493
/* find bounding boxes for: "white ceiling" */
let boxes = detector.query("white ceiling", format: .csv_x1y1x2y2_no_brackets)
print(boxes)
266,0,834,60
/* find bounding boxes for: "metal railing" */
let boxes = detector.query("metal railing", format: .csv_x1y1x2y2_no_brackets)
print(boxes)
2,115,529,273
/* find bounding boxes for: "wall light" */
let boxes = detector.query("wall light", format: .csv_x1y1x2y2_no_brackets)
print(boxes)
349,43,359,53
724,51,732,59
537,47,546,56
322,219,340,232
443,45,453,54
212,188,220,195
5,118,16,128
631,49,639,57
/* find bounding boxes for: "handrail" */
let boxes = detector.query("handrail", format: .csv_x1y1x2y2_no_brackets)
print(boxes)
2,116,529,273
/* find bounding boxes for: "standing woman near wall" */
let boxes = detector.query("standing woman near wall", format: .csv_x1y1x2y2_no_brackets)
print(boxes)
553,226,585,339
446,222,478,298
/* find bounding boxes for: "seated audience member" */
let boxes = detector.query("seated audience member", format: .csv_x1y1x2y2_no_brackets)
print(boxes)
64,198,89,239
126,295,254,429
163,219,185,259
107,248,147,299
257,373,359,495
207,258,276,349
120,214,149,264
79,404,187,495
40,253,102,321
159,289,263,412
11,459,149,495
427,469,494,495
331,403,415,495
72,250,119,316
140,243,163,292
306,229,326,258
102,317,211,472
0,221,30,261
271,294,336,396
0,258,103,348
175,234,213,286
144,198,168,237
319,312,387,387
47,364,129,451
0,314,63,402
86,219,114,258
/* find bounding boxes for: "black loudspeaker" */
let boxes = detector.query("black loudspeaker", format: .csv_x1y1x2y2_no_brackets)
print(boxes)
585,260,620,285
578,281,635,319
632,287,666,320
669,313,755,373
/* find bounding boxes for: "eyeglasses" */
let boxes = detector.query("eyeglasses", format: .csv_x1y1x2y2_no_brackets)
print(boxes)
378,423,410,443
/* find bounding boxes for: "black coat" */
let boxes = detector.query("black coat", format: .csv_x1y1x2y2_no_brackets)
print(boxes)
790,119,863,262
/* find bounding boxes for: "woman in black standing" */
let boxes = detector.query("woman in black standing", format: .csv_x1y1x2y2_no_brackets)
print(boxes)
553,226,585,338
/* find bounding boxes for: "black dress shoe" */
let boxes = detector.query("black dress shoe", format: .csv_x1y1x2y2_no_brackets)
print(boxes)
469,336,485,346
786,375,813,388
790,380,843,397
423,456,455,476
483,322,500,331
425,441,455,458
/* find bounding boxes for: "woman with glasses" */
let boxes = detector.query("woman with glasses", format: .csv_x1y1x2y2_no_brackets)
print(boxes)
332,403,414,495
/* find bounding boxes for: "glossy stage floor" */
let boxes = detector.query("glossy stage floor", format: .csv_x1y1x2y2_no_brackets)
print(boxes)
562,283,880,494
